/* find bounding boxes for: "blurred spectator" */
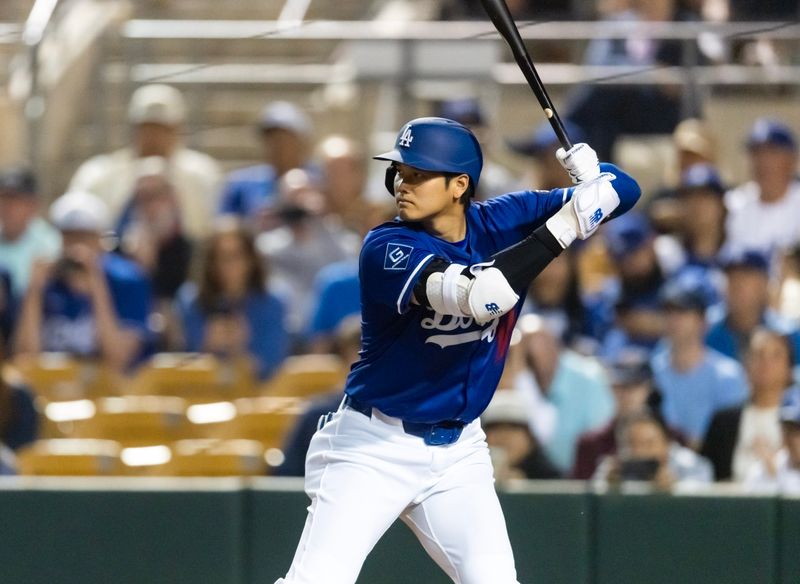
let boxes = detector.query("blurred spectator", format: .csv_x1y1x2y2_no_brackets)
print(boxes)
513,315,614,473
706,250,800,362
115,159,193,350
218,101,317,227
702,328,796,481
0,336,38,451
116,158,193,298
305,202,397,353
481,390,561,482
14,191,152,372
435,98,517,200
273,315,361,477
776,244,800,325
256,169,358,342
521,249,590,349
507,121,586,191
652,273,748,447
0,168,61,298
573,350,657,479
724,119,800,259
648,119,718,233
564,0,701,161
0,268,12,344
672,164,728,269
317,135,371,231
589,213,675,358
593,410,713,491
69,84,222,240
176,218,289,380
743,388,800,494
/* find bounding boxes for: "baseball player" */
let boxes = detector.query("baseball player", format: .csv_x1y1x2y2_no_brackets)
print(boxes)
276,117,640,584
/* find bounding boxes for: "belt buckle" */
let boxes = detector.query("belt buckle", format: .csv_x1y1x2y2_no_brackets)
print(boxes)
424,425,463,446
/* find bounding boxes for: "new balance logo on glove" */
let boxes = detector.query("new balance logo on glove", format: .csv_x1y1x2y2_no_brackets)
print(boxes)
589,208,603,228
484,303,501,315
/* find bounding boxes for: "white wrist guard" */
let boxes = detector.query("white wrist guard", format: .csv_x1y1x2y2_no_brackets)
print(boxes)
426,263,519,325
546,173,621,245
556,143,600,184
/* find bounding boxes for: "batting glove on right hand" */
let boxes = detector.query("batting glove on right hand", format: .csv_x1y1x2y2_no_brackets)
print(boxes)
556,143,600,184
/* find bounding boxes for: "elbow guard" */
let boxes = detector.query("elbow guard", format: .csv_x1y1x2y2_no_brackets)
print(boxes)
426,263,519,325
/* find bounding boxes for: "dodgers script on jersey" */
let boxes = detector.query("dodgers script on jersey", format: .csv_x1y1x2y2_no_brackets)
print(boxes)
345,187,572,424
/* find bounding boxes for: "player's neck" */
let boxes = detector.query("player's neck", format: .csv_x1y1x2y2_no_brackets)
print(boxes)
422,208,467,243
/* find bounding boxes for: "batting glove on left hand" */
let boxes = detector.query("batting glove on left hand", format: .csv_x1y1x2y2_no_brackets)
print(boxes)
556,143,600,184
545,173,621,248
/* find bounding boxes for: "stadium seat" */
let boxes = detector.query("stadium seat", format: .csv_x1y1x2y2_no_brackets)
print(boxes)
261,354,346,397
71,395,191,447
128,353,257,403
16,439,123,476
10,353,123,401
207,396,308,449
155,439,266,476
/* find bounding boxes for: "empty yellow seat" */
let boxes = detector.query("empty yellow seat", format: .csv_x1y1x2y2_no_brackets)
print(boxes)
128,353,256,402
261,354,346,397
71,395,190,447
203,396,307,449
10,353,123,401
17,439,122,476
156,439,266,476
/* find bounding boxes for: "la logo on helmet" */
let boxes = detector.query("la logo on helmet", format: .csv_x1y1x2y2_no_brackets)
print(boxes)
398,125,414,148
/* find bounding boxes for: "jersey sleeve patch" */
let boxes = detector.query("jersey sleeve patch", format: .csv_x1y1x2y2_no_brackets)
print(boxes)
384,243,414,271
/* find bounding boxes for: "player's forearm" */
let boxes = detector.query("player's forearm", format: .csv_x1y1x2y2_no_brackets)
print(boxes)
489,223,563,291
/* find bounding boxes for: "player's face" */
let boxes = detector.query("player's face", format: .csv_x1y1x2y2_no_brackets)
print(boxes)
391,163,467,223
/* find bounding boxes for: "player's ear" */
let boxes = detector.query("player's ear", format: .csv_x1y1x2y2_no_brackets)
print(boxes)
450,173,470,201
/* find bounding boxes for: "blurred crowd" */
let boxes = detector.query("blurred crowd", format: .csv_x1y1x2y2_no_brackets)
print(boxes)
1,22,799,488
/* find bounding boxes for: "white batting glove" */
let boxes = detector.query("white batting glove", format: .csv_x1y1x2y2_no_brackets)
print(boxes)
556,143,600,184
545,173,621,248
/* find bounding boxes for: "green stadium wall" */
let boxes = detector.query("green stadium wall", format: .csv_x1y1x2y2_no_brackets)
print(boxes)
0,479,793,584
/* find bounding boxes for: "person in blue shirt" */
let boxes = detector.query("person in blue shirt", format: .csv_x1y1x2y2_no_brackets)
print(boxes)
275,117,641,584
175,218,289,380
652,272,750,448
14,191,152,372
217,101,318,228
706,249,800,366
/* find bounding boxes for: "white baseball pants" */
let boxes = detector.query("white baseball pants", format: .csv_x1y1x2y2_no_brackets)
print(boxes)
275,404,520,584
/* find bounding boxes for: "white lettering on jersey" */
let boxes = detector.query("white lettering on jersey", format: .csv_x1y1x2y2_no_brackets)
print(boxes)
421,313,499,348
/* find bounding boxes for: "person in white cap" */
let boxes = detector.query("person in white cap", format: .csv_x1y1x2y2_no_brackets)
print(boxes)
68,84,222,240
218,100,318,228
14,191,152,371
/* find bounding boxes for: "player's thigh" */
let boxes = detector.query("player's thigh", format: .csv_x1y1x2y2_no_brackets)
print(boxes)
281,413,418,584
403,457,518,584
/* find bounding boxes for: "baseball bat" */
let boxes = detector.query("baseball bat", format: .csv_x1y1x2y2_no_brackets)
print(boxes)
479,0,573,150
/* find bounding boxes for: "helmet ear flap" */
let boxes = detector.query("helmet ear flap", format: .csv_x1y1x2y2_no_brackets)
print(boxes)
384,166,398,197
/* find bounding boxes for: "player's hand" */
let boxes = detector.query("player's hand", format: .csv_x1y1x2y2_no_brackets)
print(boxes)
556,143,600,184
569,175,620,239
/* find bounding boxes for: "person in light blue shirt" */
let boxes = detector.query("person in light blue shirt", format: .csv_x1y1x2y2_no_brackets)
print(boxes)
515,314,615,473
305,260,360,352
652,274,749,446
0,168,61,298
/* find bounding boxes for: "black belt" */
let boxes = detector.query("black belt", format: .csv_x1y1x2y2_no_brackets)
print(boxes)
343,395,466,446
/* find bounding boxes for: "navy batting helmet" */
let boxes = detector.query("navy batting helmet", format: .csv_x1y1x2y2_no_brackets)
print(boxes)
374,117,483,196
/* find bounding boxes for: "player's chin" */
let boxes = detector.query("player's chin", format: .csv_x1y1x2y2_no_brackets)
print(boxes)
396,203,418,221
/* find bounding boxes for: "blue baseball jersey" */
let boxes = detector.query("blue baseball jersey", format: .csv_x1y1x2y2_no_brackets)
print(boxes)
344,187,571,424
40,253,151,358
